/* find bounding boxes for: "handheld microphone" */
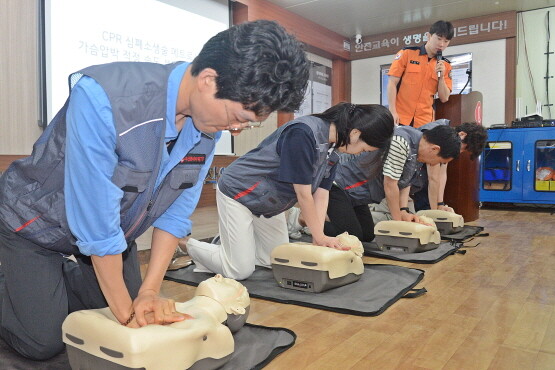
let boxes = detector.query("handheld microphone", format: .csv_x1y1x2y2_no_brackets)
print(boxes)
436,51,442,78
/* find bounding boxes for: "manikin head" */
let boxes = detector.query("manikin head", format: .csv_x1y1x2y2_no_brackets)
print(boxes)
337,232,364,257
195,274,250,315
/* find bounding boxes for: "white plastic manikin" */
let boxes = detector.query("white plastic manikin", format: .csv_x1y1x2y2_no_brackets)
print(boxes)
374,220,441,246
271,232,364,279
194,273,250,317
416,209,464,228
62,274,250,370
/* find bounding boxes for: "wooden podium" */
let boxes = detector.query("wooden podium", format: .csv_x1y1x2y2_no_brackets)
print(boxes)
434,91,483,222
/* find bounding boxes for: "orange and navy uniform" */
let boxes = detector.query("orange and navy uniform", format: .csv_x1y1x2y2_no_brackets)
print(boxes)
388,45,452,128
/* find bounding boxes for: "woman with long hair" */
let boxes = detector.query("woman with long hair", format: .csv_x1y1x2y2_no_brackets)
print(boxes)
186,102,394,280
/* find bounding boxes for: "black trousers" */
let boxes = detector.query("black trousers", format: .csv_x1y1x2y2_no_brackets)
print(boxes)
324,185,375,242
412,186,431,211
0,222,141,360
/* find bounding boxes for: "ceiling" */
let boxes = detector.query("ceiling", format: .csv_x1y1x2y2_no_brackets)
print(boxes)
266,0,555,38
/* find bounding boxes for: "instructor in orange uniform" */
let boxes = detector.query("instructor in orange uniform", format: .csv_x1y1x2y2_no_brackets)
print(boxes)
387,20,454,128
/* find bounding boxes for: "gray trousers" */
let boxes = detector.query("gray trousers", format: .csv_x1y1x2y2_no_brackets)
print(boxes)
369,198,417,223
0,221,141,360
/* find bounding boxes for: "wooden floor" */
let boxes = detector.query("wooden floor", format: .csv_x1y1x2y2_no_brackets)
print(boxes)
150,206,555,370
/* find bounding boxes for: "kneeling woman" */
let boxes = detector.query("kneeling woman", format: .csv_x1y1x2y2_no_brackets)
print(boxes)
186,103,393,280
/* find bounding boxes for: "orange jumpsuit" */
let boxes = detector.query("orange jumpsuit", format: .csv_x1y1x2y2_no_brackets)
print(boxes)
388,45,452,128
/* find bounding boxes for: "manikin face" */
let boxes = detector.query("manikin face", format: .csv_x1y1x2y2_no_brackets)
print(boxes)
337,232,364,257
195,274,250,315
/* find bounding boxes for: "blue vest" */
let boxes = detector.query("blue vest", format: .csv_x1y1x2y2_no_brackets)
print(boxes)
0,62,215,253
218,116,339,217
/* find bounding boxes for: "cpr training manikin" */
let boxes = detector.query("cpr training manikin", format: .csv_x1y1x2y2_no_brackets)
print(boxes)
271,232,365,292
62,274,250,370
416,209,464,235
372,215,442,254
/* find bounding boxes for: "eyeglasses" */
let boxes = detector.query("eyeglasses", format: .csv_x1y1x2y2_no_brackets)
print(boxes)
225,104,263,131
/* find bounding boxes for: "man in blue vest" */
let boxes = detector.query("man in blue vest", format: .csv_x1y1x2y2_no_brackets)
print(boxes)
0,20,309,360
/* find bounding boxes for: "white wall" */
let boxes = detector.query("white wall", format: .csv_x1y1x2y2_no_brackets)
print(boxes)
351,39,506,127
306,51,333,67
0,0,42,155
351,54,391,104
516,7,555,119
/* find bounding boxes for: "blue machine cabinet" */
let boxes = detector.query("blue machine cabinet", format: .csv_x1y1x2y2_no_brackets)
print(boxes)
479,127,555,204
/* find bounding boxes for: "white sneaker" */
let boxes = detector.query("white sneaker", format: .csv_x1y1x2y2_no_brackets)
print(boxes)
301,226,312,236
287,207,303,239
185,239,214,273
167,244,192,271
192,260,213,273
289,231,302,239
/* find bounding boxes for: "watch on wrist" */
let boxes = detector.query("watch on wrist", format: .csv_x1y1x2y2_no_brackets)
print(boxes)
400,207,410,212
437,202,446,206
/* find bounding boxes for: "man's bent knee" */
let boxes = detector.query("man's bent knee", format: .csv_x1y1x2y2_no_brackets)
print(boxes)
225,266,255,281
25,342,65,361
1,326,65,360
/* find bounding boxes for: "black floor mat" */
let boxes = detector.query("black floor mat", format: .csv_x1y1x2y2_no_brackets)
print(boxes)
165,264,426,316
441,225,487,242
362,241,465,263
0,323,295,370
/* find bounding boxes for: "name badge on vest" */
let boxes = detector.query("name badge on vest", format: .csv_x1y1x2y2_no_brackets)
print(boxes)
409,60,420,65
179,154,206,165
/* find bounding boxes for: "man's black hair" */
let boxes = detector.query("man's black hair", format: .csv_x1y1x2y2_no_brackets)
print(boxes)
191,20,309,116
429,20,454,40
423,125,461,159
312,103,394,149
455,122,488,160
